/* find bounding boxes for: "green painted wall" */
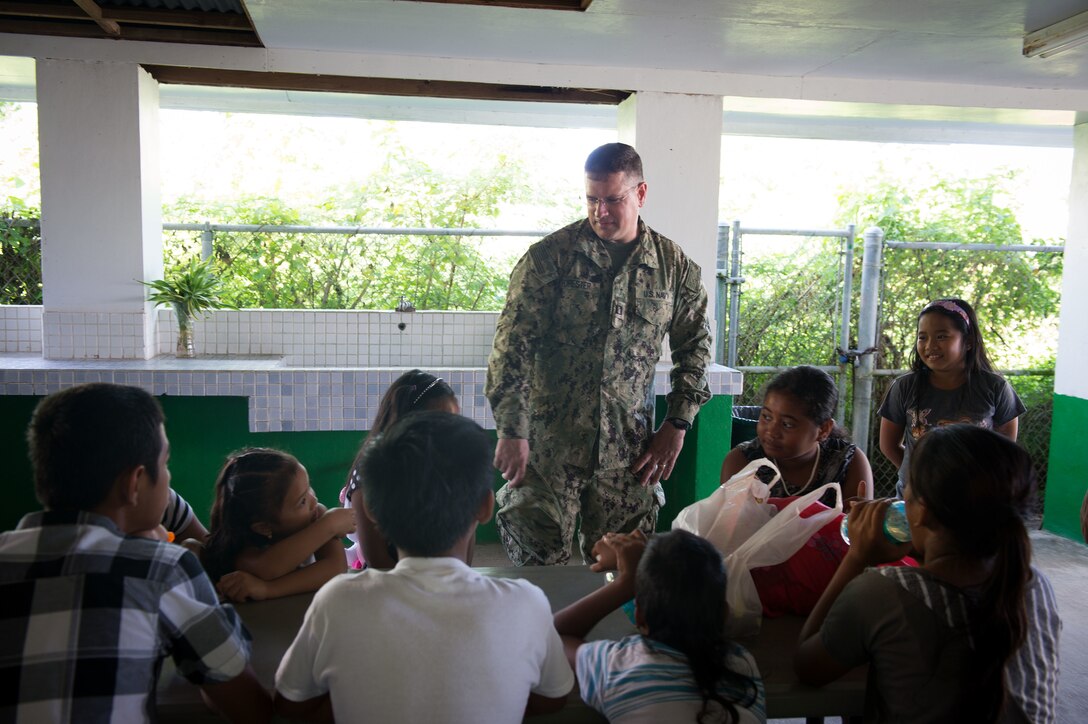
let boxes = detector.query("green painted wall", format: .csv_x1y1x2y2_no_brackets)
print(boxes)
1044,393,1088,541
0,393,734,543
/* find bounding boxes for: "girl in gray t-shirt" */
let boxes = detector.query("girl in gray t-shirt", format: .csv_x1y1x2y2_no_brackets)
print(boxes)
878,297,1024,495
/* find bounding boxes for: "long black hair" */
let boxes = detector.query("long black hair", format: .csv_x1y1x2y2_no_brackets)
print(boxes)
636,530,760,724
909,424,1034,721
908,297,995,413
202,448,302,582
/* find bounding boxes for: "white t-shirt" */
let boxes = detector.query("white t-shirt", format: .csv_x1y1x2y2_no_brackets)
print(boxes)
275,556,574,723
577,634,766,724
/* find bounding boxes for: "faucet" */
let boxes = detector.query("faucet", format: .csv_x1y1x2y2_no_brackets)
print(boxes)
395,296,416,313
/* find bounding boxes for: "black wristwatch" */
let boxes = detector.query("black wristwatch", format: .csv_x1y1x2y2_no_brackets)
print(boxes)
665,417,692,431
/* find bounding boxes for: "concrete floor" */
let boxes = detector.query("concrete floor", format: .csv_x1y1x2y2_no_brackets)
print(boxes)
476,528,1088,723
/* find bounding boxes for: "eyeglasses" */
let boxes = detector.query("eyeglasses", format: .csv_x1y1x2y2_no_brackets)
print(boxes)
586,182,642,210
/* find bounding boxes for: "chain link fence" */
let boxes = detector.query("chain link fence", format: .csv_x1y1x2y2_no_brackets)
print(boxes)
720,222,1061,524
1,215,42,305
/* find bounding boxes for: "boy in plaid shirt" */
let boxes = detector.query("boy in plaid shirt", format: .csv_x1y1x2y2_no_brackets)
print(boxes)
0,383,271,723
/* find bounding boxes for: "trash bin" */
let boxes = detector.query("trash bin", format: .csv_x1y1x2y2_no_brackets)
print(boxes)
731,405,761,448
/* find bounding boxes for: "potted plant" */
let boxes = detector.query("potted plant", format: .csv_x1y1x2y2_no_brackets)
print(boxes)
142,257,233,358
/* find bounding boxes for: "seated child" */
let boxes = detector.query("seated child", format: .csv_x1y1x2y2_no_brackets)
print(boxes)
0,383,269,722
554,529,766,724
201,448,356,602
274,411,574,723
340,369,460,569
721,365,872,502
795,425,1061,722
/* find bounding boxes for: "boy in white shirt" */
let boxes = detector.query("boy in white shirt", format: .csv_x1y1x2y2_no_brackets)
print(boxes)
274,410,574,722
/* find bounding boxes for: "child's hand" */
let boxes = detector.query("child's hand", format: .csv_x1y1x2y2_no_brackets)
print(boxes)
217,570,270,603
590,530,647,573
842,498,912,566
321,507,356,539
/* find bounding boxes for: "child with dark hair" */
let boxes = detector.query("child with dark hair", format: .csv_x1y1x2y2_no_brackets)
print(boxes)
274,411,574,723
879,297,1025,496
202,448,355,602
554,529,765,723
0,383,269,722
721,365,872,501
340,368,459,569
796,425,1061,722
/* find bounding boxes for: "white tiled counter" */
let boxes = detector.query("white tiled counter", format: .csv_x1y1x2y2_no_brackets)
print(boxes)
0,354,743,433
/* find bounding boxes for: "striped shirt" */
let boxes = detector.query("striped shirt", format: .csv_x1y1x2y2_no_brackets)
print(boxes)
577,634,766,723
161,488,196,533
1006,569,1061,724
0,511,251,723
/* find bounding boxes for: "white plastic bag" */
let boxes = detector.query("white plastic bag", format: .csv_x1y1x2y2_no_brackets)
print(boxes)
724,481,843,637
671,458,778,555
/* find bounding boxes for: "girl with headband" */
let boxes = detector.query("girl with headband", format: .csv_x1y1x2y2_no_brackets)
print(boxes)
340,370,460,569
878,297,1024,497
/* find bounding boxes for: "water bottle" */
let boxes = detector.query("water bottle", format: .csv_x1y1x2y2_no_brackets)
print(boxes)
840,499,911,545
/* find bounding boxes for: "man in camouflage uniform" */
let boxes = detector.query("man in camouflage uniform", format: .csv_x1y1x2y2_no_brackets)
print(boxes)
486,142,712,566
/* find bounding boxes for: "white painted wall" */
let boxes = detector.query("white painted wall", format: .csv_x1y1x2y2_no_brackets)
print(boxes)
618,92,723,335
1055,119,1088,400
37,60,161,313
36,60,161,358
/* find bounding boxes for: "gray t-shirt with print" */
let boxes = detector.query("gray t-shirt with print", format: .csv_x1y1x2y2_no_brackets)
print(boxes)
877,370,1025,494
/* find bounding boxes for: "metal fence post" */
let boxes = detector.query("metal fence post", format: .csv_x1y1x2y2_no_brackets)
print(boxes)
201,222,214,261
850,226,884,455
836,223,856,426
727,220,742,368
715,223,731,365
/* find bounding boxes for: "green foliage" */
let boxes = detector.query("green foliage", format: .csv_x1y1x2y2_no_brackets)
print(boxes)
734,240,845,367
162,140,529,311
141,257,234,328
0,206,41,305
838,174,1062,371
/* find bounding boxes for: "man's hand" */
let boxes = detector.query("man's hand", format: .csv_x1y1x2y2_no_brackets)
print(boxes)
631,422,686,487
494,437,529,487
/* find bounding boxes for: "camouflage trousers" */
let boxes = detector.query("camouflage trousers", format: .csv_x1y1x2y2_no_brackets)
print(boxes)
495,463,662,566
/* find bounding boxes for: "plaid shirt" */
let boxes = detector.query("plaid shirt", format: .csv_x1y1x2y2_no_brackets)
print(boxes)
0,510,252,723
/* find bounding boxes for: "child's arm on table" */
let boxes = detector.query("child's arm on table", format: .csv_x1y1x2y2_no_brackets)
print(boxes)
218,537,348,602
794,498,912,686
235,505,355,581
553,532,646,667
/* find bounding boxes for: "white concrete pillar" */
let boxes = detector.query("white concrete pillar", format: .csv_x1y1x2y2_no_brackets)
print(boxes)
36,59,161,359
1044,115,1088,538
617,91,723,332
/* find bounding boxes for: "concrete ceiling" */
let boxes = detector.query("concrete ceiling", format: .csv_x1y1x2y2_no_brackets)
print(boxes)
2,0,1087,143
243,0,1088,91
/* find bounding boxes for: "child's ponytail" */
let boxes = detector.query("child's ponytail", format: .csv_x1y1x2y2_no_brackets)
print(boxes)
636,531,759,724
910,425,1035,720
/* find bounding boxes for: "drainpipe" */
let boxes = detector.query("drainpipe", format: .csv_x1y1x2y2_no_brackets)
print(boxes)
850,227,884,455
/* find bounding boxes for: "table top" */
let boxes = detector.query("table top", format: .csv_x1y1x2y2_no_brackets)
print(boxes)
157,564,864,722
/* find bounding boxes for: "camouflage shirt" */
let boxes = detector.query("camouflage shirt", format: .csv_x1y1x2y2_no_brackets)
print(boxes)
486,218,712,472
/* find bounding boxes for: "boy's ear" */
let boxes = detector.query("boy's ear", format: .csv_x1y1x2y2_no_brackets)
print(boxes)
250,520,273,539
476,489,496,524
118,465,145,508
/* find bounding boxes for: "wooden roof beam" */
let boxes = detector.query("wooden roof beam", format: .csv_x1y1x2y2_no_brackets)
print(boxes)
70,0,120,37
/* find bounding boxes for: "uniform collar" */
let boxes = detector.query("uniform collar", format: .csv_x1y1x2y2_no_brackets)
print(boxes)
578,218,659,270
